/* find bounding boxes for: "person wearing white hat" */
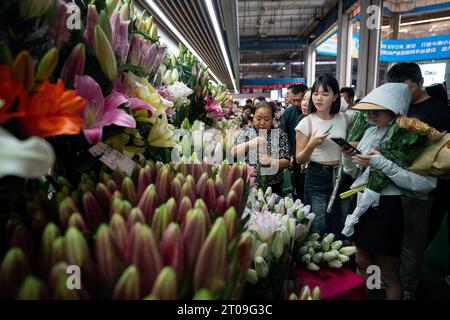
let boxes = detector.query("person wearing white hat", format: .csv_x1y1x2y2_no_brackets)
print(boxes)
340,83,437,300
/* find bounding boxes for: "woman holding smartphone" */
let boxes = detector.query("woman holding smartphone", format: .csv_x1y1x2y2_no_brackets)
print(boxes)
232,101,290,195
341,83,436,299
295,74,351,235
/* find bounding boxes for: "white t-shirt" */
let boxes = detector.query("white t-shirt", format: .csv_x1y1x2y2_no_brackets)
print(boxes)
295,113,348,163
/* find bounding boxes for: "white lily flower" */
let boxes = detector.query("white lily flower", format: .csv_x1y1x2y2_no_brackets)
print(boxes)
0,128,55,179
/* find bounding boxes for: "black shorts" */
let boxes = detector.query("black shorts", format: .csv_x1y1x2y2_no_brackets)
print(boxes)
353,195,404,257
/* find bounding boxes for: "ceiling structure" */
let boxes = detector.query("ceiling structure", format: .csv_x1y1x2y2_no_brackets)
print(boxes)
239,0,339,80
138,0,240,90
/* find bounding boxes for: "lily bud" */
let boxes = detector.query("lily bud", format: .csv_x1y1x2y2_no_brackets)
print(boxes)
170,178,182,204
112,265,140,300
159,223,183,276
17,276,47,300
331,240,343,251
214,195,226,216
229,178,244,208
129,224,163,294
68,213,88,233
306,262,320,271
95,182,112,215
196,172,209,197
50,237,66,267
339,246,357,256
323,250,340,262
328,259,343,269
122,177,138,207
166,198,178,222
254,256,269,278
51,271,81,300
223,207,238,242
65,227,92,268
299,285,311,300
152,205,172,241
194,218,228,294
156,166,171,203
40,223,61,276
11,50,35,92
181,182,196,206
0,247,30,299
193,288,214,300
194,199,211,228
137,184,158,223
246,269,258,284
323,233,335,244
215,177,224,196
183,209,206,270
177,196,192,226
127,207,145,228
312,252,323,264
82,191,104,229
95,224,121,287
137,165,153,199
271,231,284,259
150,267,177,300
93,25,117,82
288,218,297,239
106,0,120,16
226,190,238,211
109,214,129,263
99,10,113,42
171,68,179,83
121,200,133,219
255,243,269,259
312,286,321,300
236,232,253,271
36,47,58,82
84,5,100,47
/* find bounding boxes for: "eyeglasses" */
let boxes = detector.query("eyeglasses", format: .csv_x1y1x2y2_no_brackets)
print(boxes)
292,99,303,103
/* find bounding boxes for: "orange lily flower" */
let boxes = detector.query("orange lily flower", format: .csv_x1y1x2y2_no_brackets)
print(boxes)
19,79,87,138
0,65,26,124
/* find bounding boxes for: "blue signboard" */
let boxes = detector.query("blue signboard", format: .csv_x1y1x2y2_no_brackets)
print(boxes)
315,33,450,62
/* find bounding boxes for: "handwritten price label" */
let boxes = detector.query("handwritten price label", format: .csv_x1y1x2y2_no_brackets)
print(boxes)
88,142,135,176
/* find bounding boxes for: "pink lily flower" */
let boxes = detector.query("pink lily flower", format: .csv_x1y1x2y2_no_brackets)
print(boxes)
112,76,156,115
75,75,136,144
110,9,130,64
204,96,224,120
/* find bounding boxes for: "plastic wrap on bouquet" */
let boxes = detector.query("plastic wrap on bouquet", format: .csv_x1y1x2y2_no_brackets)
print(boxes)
341,189,380,237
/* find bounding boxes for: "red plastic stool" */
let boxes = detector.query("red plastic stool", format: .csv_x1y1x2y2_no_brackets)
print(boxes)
291,267,367,300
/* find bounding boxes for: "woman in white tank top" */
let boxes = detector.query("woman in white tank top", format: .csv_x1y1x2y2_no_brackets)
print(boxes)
295,74,352,236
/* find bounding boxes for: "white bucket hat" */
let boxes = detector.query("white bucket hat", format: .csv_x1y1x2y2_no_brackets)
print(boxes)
353,83,411,115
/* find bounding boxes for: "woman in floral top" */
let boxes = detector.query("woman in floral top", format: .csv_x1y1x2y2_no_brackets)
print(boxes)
231,101,290,195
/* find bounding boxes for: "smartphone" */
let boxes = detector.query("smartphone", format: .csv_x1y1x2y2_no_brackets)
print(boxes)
323,125,333,134
331,137,361,154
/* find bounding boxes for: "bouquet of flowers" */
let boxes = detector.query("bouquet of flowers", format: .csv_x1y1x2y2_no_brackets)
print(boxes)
243,187,315,299
340,115,444,198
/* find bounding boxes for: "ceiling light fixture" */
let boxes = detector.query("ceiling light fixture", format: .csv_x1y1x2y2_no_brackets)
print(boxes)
145,0,235,91
205,0,239,93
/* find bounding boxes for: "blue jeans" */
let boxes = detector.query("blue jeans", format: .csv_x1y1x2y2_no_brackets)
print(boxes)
304,162,354,237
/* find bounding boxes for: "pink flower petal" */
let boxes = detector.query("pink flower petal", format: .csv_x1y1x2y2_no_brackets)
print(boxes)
128,98,155,113
83,127,103,145
104,93,129,111
101,108,136,128
75,75,105,109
